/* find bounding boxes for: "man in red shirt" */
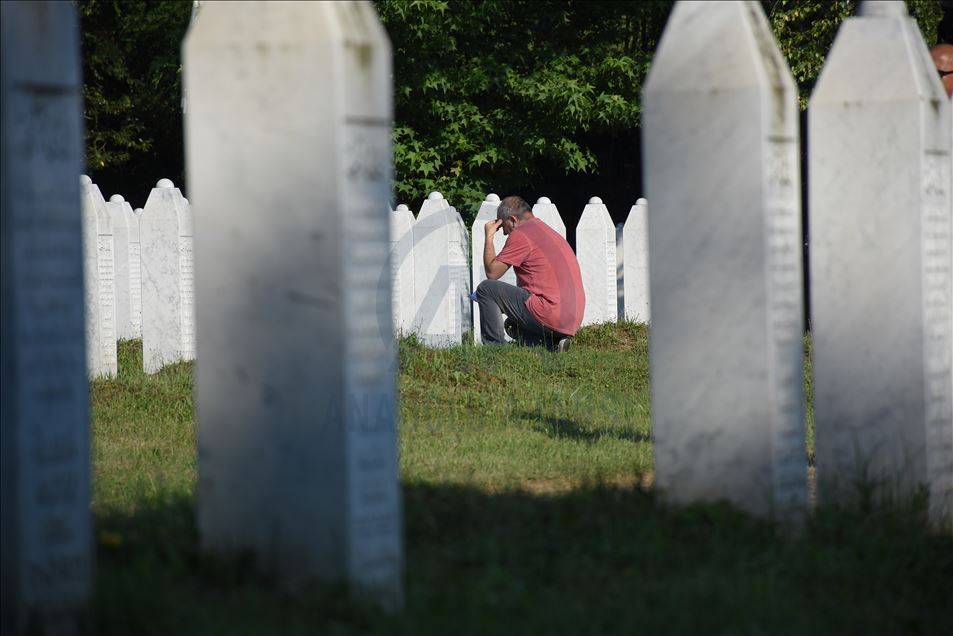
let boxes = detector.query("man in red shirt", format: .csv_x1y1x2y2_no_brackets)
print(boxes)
477,195,585,351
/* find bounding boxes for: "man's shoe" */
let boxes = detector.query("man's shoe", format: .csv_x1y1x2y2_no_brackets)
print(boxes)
504,317,519,341
555,337,572,353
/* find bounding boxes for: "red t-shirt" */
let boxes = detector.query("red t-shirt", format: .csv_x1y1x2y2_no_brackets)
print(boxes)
496,218,586,336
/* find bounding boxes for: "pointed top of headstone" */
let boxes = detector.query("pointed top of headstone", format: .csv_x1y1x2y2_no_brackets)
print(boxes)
418,191,451,219
156,178,174,188
636,197,648,205
532,196,566,237
183,198,189,205
858,0,907,17
813,0,946,104
80,174,92,186
475,193,505,222
644,0,795,121
134,208,143,215
588,196,603,205
109,194,124,203
396,204,409,212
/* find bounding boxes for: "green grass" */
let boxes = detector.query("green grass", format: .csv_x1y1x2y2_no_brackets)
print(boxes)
91,341,196,510
397,322,652,491
90,326,952,635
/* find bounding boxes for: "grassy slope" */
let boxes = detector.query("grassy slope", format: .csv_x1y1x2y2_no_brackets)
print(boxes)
398,323,652,491
91,327,952,635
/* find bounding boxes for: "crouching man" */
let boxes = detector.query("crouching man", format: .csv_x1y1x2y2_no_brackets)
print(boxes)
477,195,585,351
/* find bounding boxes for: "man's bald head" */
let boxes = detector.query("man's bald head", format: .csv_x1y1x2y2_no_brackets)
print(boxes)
931,43,953,98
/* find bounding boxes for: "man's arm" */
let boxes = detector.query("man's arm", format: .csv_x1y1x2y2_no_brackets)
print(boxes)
483,219,511,280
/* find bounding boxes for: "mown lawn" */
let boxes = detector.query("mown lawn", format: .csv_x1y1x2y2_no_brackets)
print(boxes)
91,325,952,635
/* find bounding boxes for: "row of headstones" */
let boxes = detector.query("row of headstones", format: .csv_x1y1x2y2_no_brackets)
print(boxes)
390,192,650,347
2,1,952,632
82,181,645,360
81,176,195,378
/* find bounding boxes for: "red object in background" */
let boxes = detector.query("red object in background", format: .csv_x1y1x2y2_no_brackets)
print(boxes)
931,43,953,97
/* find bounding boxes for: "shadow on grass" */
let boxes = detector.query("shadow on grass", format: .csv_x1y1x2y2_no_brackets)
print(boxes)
514,411,650,444
93,483,953,636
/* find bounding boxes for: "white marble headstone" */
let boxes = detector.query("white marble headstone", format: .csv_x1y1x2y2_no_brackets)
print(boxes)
642,0,807,522
80,177,118,378
809,0,953,527
412,192,471,347
615,222,624,319
471,194,517,343
140,178,195,373
106,194,135,340
0,2,93,631
390,204,415,337
126,206,142,338
418,190,448,217
623,198,650,323
184,1,403,608
532,196,566,238
454,207,471,337
577,197,617,326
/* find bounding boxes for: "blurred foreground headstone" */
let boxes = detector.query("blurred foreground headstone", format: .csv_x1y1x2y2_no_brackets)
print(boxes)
1,2,93,632
642,0,807,523
810,0,953,528
184,0,403,608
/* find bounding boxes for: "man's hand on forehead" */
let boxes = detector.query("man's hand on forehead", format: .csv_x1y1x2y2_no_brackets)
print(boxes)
485,218,502,236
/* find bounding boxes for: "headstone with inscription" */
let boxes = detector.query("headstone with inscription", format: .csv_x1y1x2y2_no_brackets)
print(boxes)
80,177,117,378
532,196,566,238
623,198,650,323
390,204,415,336
106,194,135,340
471,194,517,343
810,0,953,527
0,2,93,632
184,1,403,608
615,222,624,319
455,210,471,338
642,0,807,522
126,205,142,338
140,178,195,373
577,197,617,326
412,192,471,347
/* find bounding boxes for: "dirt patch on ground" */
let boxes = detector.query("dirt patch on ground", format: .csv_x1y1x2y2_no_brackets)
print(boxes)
482,472,654,496
478,467,816,509
486,468,816,506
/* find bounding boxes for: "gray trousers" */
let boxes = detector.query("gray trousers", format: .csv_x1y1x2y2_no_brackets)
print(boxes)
475,279,566,348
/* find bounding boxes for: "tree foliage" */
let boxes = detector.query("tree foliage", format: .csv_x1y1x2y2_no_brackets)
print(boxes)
765,0,943,108
378,0,942,221
75,0,943,214
376,0,671,217
78,0,192,203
